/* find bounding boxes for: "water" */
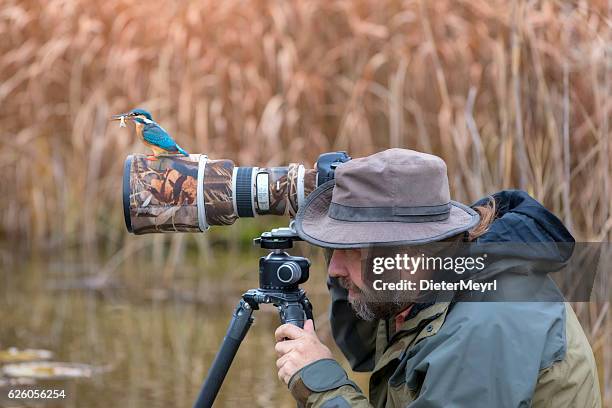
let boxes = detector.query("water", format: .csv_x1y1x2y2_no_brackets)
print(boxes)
0,245,336,408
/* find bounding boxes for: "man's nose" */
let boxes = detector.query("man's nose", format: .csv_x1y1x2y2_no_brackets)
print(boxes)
328,250,348,278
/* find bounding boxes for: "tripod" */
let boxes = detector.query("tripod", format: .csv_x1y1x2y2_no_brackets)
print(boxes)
192,226,314,408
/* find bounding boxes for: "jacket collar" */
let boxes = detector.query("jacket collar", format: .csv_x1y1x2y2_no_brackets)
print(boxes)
374,301,451,368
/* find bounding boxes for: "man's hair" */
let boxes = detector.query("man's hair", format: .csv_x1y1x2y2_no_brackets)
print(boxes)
467,196,497,241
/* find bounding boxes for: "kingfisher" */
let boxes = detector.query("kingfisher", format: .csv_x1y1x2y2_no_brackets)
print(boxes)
111,108,189,159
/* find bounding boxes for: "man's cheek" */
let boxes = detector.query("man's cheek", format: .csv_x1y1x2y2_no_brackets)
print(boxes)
349,283,367,299
349,266,365,288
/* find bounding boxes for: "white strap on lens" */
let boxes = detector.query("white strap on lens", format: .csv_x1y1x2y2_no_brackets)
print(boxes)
231,166,238,217
197,154,209,231
297,164,306,209
256,172,270,212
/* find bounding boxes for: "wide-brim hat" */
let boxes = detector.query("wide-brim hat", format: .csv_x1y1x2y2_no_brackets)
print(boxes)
295,149,480,248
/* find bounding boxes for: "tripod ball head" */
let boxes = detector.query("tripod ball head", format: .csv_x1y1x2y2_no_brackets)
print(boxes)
259,252,310,290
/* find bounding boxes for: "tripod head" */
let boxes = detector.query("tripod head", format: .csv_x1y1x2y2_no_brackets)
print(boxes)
253,224,301,249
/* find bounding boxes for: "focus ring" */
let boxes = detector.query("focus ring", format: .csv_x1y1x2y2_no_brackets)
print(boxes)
235,167,254,217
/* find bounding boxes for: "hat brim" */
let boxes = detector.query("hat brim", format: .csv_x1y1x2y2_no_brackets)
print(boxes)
295,180,480,248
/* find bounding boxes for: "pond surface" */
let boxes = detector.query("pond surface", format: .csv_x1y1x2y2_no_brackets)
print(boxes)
0,242,352,408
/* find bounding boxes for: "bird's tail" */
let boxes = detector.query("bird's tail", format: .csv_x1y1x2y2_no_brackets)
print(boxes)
176,145,189,157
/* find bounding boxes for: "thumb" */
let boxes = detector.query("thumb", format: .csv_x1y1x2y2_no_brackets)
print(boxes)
303,319,315,334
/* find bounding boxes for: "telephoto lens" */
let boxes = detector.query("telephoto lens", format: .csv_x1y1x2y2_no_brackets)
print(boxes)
122,152,350,234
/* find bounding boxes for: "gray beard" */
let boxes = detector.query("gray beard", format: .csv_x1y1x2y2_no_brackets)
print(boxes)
348,296,378,321
339,277,410,321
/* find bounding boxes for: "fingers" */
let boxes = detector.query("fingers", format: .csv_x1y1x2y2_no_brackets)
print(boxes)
275,320,317,341
274,339,297,357
303,319,315,333
275,323,305,342
276,352,298,384
275,350,292,368
274,320,323,385
277,361,295,384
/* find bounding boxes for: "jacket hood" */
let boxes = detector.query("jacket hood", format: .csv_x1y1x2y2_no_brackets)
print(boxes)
468,190,575,274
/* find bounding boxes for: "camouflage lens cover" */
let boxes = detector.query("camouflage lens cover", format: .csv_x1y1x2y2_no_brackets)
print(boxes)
127,154,201,234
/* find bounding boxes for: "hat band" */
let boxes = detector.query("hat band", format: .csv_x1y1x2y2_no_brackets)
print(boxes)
328,202,451,223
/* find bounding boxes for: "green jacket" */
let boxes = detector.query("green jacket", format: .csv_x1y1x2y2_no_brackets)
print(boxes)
289,284,601,407
288,191,601,407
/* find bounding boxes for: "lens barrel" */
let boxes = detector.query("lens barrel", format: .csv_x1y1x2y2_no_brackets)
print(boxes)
123,154,323,234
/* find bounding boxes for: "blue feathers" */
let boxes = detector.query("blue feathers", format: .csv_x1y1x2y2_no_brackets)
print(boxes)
143,124,175,150
176,145,189,156
131,108,153,120
140,120,189,156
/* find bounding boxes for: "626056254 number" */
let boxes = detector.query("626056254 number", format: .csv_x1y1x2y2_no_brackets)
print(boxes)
8,389,66,399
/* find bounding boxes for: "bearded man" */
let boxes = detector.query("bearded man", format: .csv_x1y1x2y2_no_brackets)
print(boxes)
274,149,601,408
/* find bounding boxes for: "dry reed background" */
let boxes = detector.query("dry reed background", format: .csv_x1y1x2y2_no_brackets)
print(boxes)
0,0,610,404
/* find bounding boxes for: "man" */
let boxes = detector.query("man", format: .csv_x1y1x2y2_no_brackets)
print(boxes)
274,149,601,407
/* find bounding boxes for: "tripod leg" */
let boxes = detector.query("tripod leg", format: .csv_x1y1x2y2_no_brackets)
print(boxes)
193,299,254,408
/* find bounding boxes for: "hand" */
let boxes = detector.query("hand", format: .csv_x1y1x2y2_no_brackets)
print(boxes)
275,319,334,384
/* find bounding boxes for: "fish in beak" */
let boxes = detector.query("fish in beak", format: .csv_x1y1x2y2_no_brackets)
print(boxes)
110,113,130,128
